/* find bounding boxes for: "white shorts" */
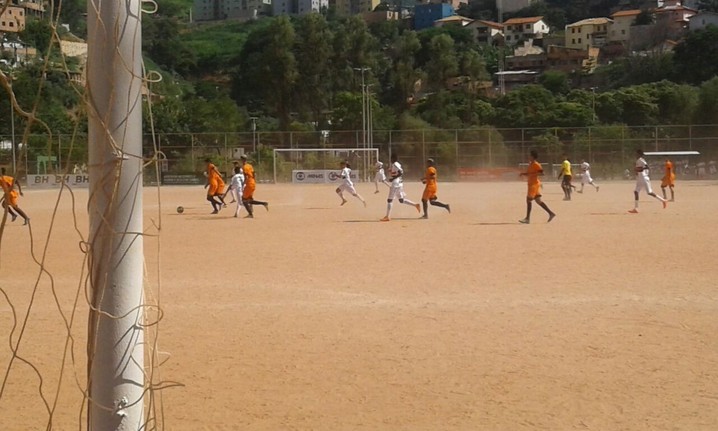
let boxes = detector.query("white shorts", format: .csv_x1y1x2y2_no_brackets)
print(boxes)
374,171,386,182
232,188,243,201
387,185,406,201
581,172,593,184
337,183,358,195
634,176,653,194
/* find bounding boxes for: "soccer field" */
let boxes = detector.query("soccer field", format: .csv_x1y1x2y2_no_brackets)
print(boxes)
1,180,718,430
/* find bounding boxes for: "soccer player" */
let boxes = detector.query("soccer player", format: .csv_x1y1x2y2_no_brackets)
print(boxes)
239,155,269,218
223,166,245,217
204,158,226,214
629,149,667,213
661,158,676,202
519,150,556,224
373,160,390,194
380,153,420,221
336,161,366,207
0,167,30,225
577,159,599,193
420,158,450,219
558,154,573,200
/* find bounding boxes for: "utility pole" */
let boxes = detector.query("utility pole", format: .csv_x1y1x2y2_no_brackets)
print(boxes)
9,81,16,174
353,67,370,180
250,116,258,155
86,1,145,429
498,0,505,95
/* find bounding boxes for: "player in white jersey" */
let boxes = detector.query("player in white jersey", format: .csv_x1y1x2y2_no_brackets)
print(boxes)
380,153,421,221
336,161,366,207
629,149,667,213
577,159,599,193
374,161,390,193
223,166,245,217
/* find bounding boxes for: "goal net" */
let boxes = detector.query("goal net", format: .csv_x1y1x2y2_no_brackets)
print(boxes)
273,148,379,184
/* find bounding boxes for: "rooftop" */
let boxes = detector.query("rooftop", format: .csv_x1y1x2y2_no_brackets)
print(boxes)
503,16,544,25
567,17,613,27
611,9,642,18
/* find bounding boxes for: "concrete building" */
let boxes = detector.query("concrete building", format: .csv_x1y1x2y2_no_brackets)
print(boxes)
608,9,641,43
414,3,454,30
565,18,612,50
18,0,45,18
502,16,549,45
271,0,328,15
466,20,504,45
654,0,696,33
0,5,25,33
689,11,718,31
362,10,400,24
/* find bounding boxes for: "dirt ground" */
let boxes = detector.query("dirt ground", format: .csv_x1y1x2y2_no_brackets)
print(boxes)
1,178,717,430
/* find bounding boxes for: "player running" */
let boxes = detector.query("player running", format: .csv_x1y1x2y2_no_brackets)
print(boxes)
239,155,269,218
373,161,390,194
558,154,574,200
629,149,667,213
0,167,30,225
661,158,676,202
380,153,420,222
420,158,450,219
336,161,366,207
204,158,227,214
519,150,556,224
577,159,599,193
223,166,245,217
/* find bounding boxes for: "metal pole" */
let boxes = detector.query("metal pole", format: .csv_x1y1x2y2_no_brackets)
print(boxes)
87,1,145,429
10,92,16,174
58,135,62,173
250,116,257,156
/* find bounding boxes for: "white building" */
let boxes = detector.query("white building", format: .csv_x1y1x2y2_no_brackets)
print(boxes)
502,16,549,45
466,20,504,45
608,9,641,43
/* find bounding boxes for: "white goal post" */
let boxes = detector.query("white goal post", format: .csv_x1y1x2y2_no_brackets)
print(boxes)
273,147,380,184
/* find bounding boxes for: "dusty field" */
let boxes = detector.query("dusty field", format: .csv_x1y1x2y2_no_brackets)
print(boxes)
1,178,717,430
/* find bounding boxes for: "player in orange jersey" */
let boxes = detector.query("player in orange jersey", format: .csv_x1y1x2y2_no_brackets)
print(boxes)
420,158,450,219
661,158,675,202
239,155,269,218
1,167,30,225
204,158,227,214
519,150,556,224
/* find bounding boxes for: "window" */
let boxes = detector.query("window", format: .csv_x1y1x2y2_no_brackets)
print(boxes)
572,28,575,33
621,29,625,34
572,38,575,44
578,38,581,43
578,28,581,33
525,24,530,29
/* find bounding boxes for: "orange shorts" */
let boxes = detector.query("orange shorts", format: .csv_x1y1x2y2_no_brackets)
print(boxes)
422,186,437,201
661,175,675,187
242,183,256,200
527,183,541,199
3,190,18,207
208,180,221,196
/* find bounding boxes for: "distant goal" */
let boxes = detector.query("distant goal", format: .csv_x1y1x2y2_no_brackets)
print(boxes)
272,148,380,184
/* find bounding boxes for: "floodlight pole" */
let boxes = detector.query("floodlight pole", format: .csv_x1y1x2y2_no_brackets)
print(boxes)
87,1,145,430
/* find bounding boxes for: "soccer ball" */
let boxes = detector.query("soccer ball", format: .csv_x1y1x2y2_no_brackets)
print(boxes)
176,206,184,214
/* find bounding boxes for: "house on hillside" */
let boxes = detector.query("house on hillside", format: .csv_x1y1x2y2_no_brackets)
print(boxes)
502,16,549,46
505,42,545,73
565,18,612,50
654,0,696,34
273,0,328,16
433,15,473,28
362,10,401,24
332,0,382,17
689,11,718,31
414,3,454,30
545,45,599,74
466,20,504,45
0,5,25,33
609,9,641,44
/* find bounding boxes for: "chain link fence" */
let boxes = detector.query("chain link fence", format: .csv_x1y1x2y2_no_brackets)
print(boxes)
2,125,717,184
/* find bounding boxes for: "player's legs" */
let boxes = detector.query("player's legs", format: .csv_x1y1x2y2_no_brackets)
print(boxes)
383,187,399,220
3,202,18,222
207,195,221,213
520,196,533,223
11,204,30,225
669,185,674,201
351,190,366,207
336,186,347,205
397,187,420,212
429,197,450,213
535,196,555,222
661,185,667,200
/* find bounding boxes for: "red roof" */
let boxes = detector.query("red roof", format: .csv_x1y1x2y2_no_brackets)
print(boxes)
611,9,641,18
503,16,544,25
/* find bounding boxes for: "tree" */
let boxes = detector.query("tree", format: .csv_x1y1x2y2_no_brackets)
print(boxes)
387,31,423,109
698,0,718,12
491,85,557,128
21,19,53,56
633,10,654,26
539,71,570,95
294,13,333,124
425,34,458,90
233,17,298,130
694,76,718,124
673,25,718,85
